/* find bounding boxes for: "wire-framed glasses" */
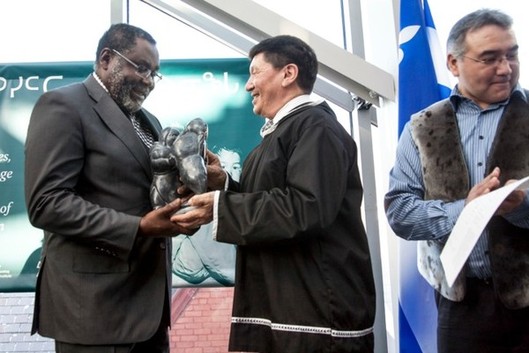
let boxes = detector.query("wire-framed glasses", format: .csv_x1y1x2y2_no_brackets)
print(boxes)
461,52,519,67
112,49,162,83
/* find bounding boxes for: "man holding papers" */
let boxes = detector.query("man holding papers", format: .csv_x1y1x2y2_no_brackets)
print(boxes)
385,9,529,353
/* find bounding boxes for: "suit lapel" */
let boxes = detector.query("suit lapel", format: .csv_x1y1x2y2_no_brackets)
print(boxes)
83,75,153,178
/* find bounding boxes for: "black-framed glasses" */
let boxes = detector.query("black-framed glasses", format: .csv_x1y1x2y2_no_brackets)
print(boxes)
461,53,519,67
112,49,162,83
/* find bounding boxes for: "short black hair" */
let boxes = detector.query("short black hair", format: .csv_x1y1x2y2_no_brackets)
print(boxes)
95,23,156,62
249,35,318,93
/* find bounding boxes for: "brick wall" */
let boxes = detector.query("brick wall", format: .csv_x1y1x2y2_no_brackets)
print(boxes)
170,287,234,353
0,293,54,353
0,288,235,353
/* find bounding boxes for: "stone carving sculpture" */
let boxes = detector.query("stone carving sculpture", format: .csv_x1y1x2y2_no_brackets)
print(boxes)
149,118,208,209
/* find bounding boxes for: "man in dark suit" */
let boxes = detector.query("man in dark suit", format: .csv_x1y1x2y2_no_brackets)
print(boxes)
24,23,193,353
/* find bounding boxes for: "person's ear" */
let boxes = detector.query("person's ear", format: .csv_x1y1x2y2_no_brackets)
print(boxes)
447,53,460,77
281,63,298,87
98,48,113,69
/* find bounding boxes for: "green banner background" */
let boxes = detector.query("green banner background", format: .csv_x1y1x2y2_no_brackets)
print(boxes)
0,58,260,291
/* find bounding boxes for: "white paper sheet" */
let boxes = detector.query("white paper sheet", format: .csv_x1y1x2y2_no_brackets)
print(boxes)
440,175,529,287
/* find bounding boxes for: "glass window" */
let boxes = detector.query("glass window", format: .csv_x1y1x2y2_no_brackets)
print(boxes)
130,0,244,59
1,0,109,63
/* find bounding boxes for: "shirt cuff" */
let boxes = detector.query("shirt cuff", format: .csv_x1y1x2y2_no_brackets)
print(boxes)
223,170,229,190
212,190,220,241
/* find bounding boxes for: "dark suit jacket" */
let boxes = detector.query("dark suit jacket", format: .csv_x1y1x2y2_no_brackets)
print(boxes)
24,74,171,344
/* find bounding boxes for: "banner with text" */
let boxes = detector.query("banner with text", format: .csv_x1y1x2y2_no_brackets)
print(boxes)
0,58,260,292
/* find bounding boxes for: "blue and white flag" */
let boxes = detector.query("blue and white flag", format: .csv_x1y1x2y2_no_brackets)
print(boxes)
398,0,451,352
399,0,451,134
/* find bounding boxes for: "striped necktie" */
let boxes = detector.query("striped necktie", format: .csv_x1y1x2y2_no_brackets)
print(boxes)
131,114,154,149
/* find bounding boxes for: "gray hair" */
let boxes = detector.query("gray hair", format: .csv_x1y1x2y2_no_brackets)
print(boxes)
447,9,512,58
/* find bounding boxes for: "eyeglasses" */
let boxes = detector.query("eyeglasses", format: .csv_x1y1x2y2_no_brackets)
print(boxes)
112,49,162,83
461,53,519,67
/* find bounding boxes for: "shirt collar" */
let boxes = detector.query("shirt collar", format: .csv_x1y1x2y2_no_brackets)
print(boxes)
449,83,525,111
260,95,323,137
92,72,109,94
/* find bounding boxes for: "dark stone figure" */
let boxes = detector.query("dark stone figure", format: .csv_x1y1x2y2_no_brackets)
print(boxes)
150,118,208,209
183,117,208,159
150,127,182,209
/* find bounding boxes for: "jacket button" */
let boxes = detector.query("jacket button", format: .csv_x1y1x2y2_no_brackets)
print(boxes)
159,241,166,250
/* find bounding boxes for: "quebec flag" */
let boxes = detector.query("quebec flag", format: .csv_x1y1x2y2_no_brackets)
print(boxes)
398,0,451,352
